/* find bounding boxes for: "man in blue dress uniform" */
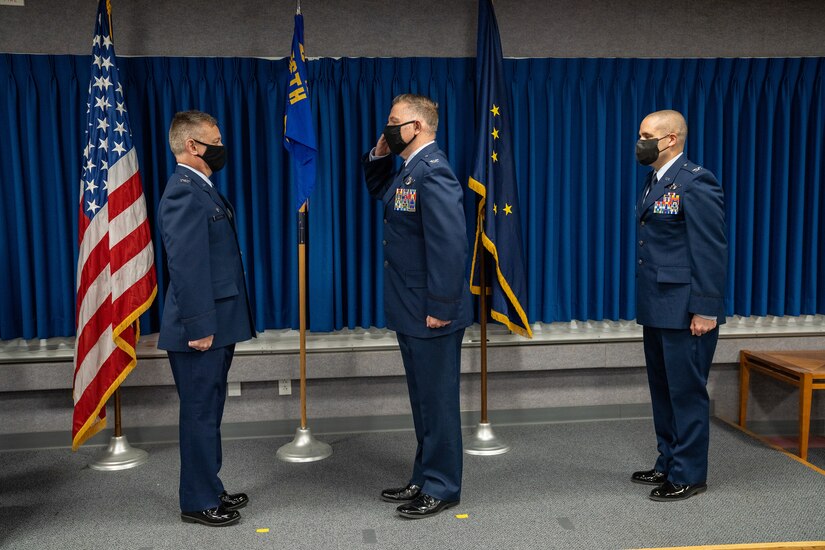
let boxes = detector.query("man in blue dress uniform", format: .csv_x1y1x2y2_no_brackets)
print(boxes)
363,94,473,519
631,110,727,501
157,111,256,525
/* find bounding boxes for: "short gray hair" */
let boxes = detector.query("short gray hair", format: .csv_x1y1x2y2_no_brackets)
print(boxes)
392,94,439,133
168,110,218,155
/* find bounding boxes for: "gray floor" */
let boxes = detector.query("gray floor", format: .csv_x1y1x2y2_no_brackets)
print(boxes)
1,418,824,550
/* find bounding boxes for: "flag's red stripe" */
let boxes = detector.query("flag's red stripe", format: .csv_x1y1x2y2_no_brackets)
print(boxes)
107,170,142,220
74,296,112,376
110,218,152,273
77,205,91,243
75,234,110,322
112,268,157,324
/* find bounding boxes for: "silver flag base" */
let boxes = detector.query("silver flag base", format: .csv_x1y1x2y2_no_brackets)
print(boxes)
276,427,332,463
89,435,148,471
464,422,510,456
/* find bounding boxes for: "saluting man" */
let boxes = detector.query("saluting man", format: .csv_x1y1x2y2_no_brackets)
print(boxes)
631,109,727,502
158,110,256,526
363,94,473,519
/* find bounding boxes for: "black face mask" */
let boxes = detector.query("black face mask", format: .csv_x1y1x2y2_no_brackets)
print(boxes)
194,139,227,173
635,135,671,166
383,121,416,156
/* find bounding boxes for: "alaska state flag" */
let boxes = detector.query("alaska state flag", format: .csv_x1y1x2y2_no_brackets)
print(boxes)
468,0,532,338
284,12,318,210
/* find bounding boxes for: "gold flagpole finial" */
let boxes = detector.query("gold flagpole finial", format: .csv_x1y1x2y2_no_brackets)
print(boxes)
106,0,114,40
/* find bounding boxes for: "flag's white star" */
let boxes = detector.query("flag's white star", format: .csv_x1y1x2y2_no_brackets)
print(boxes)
112,141,127,155
84,158,96,172
115,101,127,116
98,138,109,152
83,142,92,159
94,95,111,110
102,35,113,48
116,82,123,96
101,56,114,71
85,179,98,193
92,35,101,47
93,55,103,69
93,76,106,91
86,199,101,214
97,117,110,132
100,159,109,171
114,122,127,135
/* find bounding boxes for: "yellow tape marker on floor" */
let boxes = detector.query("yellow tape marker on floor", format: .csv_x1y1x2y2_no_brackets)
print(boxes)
256,528,270,533
455,514,469,519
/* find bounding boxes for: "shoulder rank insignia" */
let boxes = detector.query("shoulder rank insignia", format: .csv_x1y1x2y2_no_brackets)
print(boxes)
428,158,440,164
692,166,701,172
180,175,191,183
404,175,414,186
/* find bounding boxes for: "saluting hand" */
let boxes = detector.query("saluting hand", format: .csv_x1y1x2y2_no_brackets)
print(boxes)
374,134,390,157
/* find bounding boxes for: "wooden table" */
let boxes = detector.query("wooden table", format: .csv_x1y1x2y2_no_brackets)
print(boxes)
739,350,825,461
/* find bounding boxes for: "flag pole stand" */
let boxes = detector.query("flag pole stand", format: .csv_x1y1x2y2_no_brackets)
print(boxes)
277,204,332,463
465,243,510,456
89,388,148,470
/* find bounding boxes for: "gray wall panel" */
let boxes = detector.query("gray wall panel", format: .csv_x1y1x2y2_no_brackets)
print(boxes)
1,0,824,57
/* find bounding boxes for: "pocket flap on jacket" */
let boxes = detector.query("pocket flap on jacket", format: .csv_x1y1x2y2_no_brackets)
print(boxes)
212,279,239,300
404,270,427,288
656,266,690,284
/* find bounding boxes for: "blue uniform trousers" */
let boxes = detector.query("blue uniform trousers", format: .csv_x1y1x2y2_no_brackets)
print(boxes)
168,344,234,512
643,326,718,485
396,329,464,502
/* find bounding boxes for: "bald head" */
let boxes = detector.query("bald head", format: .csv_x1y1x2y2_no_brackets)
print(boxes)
638,109,687,169
644,110,687,147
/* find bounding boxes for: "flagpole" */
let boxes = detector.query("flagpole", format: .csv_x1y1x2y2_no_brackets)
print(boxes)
276,201,332,462
298,202,308,429
479,246,488,425
465,213,510,456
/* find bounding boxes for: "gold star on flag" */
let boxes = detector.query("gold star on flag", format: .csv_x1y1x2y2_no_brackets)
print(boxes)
493,203,498,215
490,104,500,116
491,128,500,139
504,203,513,215
491,151,498,162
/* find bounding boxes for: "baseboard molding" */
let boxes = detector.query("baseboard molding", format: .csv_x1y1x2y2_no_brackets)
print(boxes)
0,402,659,452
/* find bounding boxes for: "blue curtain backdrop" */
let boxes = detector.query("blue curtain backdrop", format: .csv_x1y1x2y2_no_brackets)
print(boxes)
1,55,823,340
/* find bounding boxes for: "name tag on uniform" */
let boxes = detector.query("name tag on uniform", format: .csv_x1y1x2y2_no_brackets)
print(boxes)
394,188,417,212
654,192,680,215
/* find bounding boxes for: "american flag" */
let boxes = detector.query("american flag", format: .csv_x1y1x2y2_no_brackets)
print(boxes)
72,0,157,451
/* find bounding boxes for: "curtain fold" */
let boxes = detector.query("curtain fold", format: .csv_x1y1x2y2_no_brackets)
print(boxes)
1,54,823,340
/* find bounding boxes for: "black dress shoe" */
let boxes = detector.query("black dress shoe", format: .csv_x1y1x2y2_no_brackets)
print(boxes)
180,505,240,526
631,468,667,485
649,481,707,502
396,494,459,519
220,490,249,511
381,483,421,503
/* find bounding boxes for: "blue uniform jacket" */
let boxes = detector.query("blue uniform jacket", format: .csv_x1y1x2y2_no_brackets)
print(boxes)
363,142,473,338
157,165,255,351
636,157,727,329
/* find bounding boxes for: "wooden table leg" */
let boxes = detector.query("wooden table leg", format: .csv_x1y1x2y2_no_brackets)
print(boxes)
739,352,750,427
799,374,813,461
